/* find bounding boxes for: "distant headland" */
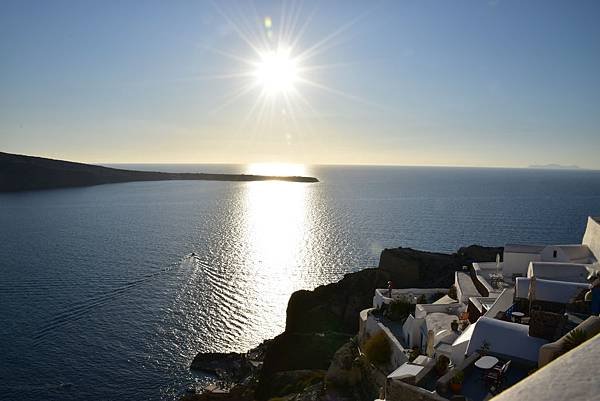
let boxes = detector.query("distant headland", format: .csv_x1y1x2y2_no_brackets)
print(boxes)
0,152,319,192
528,163,581,170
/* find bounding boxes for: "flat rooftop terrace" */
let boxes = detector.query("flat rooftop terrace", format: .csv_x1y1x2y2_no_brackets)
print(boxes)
457,357,533,401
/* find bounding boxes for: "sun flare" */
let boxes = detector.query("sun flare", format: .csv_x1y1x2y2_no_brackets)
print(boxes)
253,46,299,96
205,2,367,137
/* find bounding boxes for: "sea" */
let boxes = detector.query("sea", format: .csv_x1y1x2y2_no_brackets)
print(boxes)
1,165,599,400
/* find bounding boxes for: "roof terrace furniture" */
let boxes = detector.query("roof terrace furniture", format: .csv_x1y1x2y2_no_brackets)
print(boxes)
511,311,525,324
484,360,512,392
489,272,504,288
489,332,600,401
474,355,499,370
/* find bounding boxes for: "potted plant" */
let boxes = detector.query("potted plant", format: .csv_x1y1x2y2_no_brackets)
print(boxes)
448,285,458,300
435,355,450,376
479,340,491,355
451,320,459,332
409,347,420,362
450,370,464,393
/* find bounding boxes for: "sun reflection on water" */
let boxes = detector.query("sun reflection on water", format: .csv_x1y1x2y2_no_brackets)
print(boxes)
239,170,314,344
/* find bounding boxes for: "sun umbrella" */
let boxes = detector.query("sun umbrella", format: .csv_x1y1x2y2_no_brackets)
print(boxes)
426,329,435,357
528,275,536,315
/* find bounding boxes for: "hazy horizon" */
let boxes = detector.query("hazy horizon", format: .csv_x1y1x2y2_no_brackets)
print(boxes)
4,151,596,171
2,1,599,169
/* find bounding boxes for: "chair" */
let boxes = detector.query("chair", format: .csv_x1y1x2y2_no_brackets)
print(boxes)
484,369,500,385
500,360,511,377
486,360,511,388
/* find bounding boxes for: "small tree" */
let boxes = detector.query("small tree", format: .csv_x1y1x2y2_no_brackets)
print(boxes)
450,370,465,393
450,370,464,385
451,320,459,331
448,285,458,300
435,355,450,375
409,347,420,362
479,340,491,355
364,332,391,365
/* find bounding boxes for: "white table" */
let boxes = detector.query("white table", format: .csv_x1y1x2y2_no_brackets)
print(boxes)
475,355,499,370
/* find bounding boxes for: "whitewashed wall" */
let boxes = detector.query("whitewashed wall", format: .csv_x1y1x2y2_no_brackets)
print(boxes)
503,252,542,278
583,216,600,260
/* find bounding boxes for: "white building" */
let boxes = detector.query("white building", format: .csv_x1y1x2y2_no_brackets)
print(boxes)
464,317,548,363
514,277,589,303
582,216,600,258
526,261,590,283
500,218,600,280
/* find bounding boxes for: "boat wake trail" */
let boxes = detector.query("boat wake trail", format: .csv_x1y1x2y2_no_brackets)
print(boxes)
32,254,201,346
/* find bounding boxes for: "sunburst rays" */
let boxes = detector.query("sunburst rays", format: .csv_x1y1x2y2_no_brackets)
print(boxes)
198,0,375,145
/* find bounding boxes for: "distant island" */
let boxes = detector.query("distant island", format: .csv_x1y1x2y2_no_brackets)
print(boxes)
0,152,319,192
528,163,581,170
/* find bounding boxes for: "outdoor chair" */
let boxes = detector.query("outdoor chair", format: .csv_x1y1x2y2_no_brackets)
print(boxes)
484,368,501,386
500,360,511,377
485,360,511,389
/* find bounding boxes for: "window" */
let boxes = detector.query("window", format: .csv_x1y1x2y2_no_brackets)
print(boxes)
553,250,557,258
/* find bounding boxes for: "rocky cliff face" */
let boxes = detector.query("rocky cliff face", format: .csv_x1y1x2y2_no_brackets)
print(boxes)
188,245,501,401
285,245,502,336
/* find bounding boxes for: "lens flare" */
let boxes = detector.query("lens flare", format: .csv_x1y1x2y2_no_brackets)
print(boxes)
264,16,272,29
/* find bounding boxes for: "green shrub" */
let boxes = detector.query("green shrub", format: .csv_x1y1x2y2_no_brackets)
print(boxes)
479,340,491,355
387,298,412,321
435,355,450,375
364,332,391,365
409,347,420,362
448,285,458,300
450,370,464,385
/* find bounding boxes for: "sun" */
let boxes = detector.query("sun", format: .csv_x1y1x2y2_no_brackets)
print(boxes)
253,46,299,96
203,3,369,131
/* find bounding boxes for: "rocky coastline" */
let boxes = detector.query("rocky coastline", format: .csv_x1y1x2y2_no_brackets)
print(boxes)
185,245,501,401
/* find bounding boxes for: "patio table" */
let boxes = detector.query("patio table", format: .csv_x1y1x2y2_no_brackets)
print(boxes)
475,356,499,370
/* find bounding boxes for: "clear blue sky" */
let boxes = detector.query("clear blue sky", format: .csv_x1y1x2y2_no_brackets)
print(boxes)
1,0,599,168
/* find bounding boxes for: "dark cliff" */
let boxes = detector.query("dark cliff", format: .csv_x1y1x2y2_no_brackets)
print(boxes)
188,245,502,401
285,245,502,335
0,152,319,192
253,245,502,400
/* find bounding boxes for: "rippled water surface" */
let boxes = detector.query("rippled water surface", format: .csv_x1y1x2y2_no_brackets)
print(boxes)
1,166,600,400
